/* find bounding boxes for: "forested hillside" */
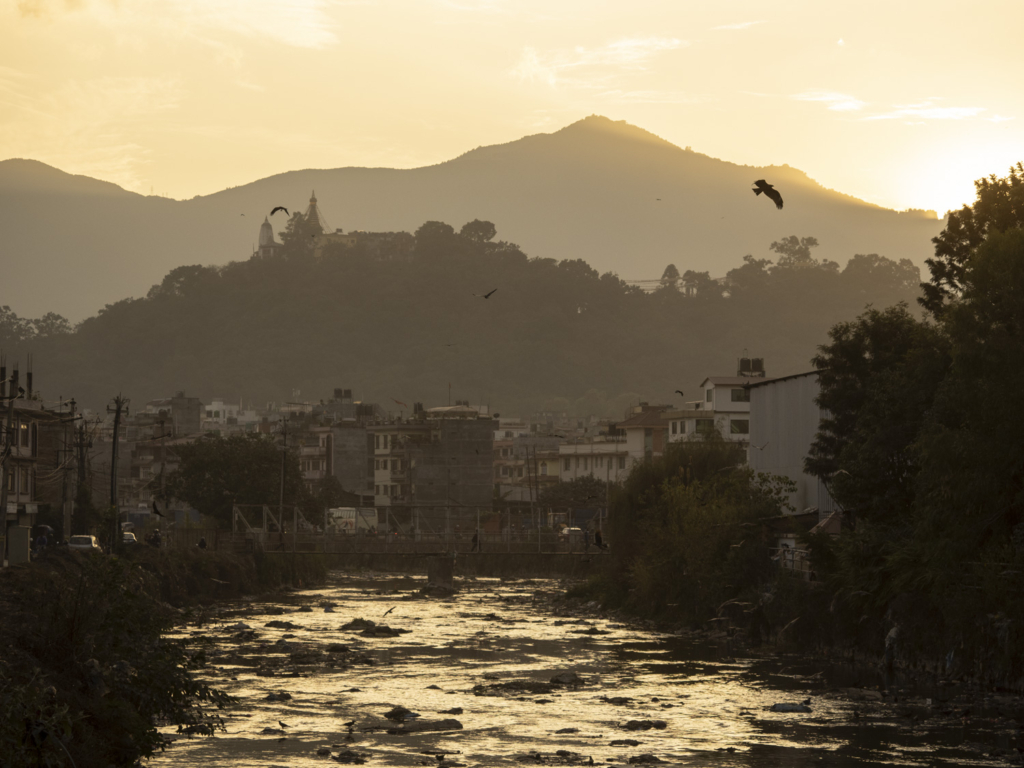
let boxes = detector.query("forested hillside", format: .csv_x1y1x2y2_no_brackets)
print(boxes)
2,220,922,414
0,115,942,321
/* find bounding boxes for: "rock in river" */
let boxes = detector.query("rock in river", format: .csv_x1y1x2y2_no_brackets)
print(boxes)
622,720,667,731
386,718,463,735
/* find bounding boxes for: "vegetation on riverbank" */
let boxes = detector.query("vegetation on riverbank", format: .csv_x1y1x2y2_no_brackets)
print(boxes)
0,547,327,767
580,163,1024,691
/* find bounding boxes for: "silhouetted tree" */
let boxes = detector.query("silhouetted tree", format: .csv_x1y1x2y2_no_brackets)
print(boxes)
659,263,680,290
922,161,1024,316
460,219,497,242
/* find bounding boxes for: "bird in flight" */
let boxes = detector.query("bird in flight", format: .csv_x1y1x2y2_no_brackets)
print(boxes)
674,390,684,398
270,206,289,216
752,180,783,209
475,289,497,299
383,606,396,617
152,500,166,518
392,399,408,408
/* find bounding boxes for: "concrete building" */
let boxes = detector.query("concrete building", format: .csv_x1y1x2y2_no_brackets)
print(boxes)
494,435,561,503
142,392,203,436
617,403,671,463
558,437,631,484
747,371,839,518
368,404,494,533
665,362,771,447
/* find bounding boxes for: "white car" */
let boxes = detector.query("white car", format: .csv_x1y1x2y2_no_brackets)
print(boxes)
122,532,138,545
68,535,102,552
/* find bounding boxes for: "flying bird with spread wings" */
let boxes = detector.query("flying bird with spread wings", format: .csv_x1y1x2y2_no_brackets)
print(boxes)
270,206,289,216
475,289,497,299
752,180,783,209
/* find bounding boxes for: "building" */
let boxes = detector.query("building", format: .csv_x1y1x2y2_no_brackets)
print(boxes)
368,403,495,533
255,216,281,259
494,435,562,503
141,391,203,436
557,436,631,484
617,403,671,463
665,359,772,447
747,371,839,518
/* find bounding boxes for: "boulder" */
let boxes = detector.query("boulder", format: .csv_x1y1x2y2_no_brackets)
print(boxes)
385,718,463,735
623,720,667,731
550,671,584,686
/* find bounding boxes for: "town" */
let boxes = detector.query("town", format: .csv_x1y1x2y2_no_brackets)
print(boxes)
1,348,831,575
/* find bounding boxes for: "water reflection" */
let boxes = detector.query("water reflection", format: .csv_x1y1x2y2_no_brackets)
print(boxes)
150,574,1017,767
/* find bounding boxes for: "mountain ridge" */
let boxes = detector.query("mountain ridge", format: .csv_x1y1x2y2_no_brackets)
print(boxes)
0,115,944,321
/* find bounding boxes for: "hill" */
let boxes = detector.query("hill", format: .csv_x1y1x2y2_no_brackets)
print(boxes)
0,116,943,321
8,224,924,415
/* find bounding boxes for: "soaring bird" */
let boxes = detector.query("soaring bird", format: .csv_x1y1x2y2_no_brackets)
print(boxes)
752,180,783,209
270,206,289,216
674,390,684,398
475,289,497,299
152,500,165,518
383,606,396,617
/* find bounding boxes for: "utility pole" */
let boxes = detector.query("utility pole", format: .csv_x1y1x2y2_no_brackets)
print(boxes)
107,395,128,554
62,399,76,542
279,419,287,517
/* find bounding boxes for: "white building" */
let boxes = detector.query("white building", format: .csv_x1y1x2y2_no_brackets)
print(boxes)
665,376,762,446
747,371,838,517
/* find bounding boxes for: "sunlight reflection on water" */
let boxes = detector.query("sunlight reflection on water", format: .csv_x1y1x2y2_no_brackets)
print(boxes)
149,573,1014,767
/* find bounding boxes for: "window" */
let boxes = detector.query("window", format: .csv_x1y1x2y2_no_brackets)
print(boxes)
21,467,30,496
731,388,750,403
697,418,716,434
618,456,626,469
671,421,677,434
730,420,750,435
375,435,380,449
501,466,510,476
517,467,523,478
575,457,580,469
375,485,380,495
391,484,398,496
19,422,29,447
563,458,570,471
706,389,712,402
583,457,589,471
540,461,548,476
505,431,513,438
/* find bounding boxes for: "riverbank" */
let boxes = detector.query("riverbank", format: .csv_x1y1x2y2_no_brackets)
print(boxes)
0,547,329,767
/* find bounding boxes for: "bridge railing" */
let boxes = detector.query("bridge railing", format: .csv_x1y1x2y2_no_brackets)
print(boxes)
158,528,609,555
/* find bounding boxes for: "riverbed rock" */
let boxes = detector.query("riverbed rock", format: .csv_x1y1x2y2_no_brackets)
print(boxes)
440,707,463,715
602,696,632,705
474,679,556,696
326,643,350,653
331,748,369,764
179,723,213,736
555,727,579,734
341,618,377,631
265,692,293,701
550,671,584,686
627,755,663,764
843,688,884,702
316,746,332,756
622,720,667,731
384,705,421,721
262,727,287,735
385,718,463,734
514,749,592,765
298,605,313,612
610,740,641,747
266,620,301,630
769,701,812,713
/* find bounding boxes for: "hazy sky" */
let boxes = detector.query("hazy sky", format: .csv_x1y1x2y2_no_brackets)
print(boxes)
2,0,1021,214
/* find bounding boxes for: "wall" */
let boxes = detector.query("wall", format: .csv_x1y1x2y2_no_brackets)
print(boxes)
749,373,838,515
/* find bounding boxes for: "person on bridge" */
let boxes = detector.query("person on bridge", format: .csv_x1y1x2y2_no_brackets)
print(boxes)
594,528,608,550
471,531,480,552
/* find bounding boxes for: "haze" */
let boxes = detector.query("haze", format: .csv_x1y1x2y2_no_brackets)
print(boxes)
3,0,1022,216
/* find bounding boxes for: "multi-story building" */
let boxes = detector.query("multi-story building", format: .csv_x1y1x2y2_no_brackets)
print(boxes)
141,391,203,436
368,403,494,533
665,360,772,447
493,435,562,503
557,436,631,484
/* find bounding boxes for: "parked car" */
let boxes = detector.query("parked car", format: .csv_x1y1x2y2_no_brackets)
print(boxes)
68,535,101,552
122,532,138,545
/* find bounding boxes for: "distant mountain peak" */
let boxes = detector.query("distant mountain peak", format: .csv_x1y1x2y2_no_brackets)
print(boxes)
0,157,133,197
553,114,679,149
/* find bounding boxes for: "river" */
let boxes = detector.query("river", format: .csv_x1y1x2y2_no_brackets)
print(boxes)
150,573,1020,767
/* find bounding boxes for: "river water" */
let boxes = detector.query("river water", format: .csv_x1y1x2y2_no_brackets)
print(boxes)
151,573,1020,767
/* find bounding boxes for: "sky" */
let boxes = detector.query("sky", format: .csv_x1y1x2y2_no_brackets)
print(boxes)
1,0,1021,215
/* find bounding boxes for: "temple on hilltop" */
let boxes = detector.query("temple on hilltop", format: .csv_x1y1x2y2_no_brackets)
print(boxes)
254,190,416,262
255,216,280,259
